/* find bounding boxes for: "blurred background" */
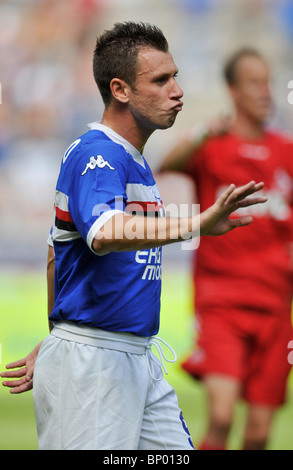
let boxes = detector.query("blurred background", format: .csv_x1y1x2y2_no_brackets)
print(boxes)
1,0,293,450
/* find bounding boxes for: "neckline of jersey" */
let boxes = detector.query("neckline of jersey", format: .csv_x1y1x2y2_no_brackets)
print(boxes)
87,121,146,168
229,130,270,145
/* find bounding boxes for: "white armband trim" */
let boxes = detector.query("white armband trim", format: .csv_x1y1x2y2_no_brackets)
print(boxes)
87,209,124,256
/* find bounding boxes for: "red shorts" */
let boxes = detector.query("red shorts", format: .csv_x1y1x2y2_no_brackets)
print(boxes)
181,308,293,407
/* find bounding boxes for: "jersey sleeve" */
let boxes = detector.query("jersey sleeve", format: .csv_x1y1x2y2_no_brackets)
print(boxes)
68,144,128,253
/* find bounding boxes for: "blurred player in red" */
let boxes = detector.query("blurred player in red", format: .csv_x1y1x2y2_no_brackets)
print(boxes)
160,48,293,450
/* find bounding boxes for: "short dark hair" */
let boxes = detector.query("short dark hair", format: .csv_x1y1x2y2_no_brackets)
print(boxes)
93,21,169,106
223,48,264,86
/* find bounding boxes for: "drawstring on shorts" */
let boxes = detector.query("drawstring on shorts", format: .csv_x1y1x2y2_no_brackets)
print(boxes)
51,322,177,382
147,336,177,381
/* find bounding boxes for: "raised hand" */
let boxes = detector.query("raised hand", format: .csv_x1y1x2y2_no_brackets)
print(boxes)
200,181,267,237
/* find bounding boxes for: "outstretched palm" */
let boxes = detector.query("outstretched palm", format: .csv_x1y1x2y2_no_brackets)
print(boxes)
200,181,267,236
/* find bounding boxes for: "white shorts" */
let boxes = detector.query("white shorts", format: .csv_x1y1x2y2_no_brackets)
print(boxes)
33,321,194,450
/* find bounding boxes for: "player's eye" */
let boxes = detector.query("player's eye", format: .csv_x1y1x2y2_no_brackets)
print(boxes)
156,76,168,84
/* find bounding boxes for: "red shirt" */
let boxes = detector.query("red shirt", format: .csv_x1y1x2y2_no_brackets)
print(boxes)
185,131,293,316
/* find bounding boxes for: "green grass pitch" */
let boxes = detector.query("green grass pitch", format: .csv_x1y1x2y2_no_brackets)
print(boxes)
0,269,293,450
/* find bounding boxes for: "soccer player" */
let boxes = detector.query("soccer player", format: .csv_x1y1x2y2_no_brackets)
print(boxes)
160,48,293,450
1,25,266,450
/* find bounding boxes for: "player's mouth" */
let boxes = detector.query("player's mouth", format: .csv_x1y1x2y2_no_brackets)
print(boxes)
172,101,183,112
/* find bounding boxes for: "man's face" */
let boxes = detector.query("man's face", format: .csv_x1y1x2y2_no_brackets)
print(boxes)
127,48,184,131
229,55,272,124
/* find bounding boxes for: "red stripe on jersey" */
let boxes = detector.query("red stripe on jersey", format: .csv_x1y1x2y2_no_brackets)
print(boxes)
126,201,163,212
55,206,74,223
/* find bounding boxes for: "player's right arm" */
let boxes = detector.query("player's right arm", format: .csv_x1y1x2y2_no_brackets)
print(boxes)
1,244,54,393
63,136,264,256
159,115,232,172
0,343,42,394
92,181,267,254
47,244,55,332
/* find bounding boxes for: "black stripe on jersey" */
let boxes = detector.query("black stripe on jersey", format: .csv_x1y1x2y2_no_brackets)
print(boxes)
55,216,77,232
127,210,159,218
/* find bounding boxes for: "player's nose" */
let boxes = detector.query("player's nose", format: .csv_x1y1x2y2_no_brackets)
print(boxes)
170,80,184,100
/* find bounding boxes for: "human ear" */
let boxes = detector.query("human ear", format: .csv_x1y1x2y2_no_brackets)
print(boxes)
110,78,130,104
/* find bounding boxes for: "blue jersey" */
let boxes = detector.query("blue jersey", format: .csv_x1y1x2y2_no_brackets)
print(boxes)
49,123,164,337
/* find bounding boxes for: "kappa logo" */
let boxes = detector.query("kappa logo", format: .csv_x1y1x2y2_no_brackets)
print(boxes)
81,155,116,175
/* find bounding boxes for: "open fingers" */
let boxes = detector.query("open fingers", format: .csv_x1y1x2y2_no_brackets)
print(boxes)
2,377,28,388
216,184,236,206
228,216,254,230
226,181,265,205
1,366,27,379
4,358,26,370
1,367,27,379
4,378,33,394
236,195,268,208
217,181,263,209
